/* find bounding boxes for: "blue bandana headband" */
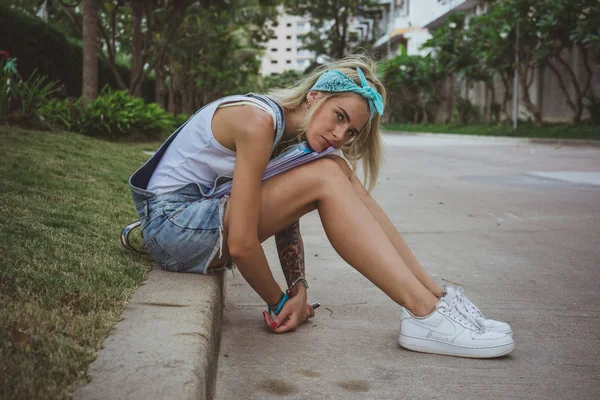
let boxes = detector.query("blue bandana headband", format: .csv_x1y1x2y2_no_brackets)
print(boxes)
309,68,384,119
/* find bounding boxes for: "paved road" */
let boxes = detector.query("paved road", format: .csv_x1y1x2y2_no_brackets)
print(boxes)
215,133,600,400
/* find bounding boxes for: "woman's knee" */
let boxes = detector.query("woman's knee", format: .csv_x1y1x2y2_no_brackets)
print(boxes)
316,154,353,179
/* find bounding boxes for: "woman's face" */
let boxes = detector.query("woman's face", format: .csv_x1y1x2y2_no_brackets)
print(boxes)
305,92,370,152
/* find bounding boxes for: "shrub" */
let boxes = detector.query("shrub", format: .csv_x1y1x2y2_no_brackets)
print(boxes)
78,87,174,140
37,97,82,132
172,113,192,131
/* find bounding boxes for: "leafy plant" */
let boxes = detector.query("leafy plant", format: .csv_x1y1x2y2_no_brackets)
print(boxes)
37,97,82,132
8,69,60,117
172,113,192,131
0,55,61,128
78,87,175,140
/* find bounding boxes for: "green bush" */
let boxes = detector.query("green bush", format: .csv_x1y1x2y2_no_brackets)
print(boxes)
78,87,174,140
37,97,82,132
172,113,192,131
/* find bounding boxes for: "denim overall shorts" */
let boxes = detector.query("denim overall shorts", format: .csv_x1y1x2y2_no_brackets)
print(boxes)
129,93,285,274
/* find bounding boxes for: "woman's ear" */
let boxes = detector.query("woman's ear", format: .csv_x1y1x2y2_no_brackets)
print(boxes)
306,90,320,103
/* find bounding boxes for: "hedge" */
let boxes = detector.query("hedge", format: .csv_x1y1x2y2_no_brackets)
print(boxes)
0,4,155,103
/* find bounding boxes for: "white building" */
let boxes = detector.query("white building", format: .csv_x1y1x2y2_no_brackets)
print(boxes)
374,0,484,57
260,12,314,76
260,8,376,76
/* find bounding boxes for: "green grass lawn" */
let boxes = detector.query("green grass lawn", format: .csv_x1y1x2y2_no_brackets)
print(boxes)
0,127,158,398
382,122,600,140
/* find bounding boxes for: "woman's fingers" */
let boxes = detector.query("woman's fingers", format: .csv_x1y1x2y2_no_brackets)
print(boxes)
262,303,316,334
306,304,315,319
263,311,273,328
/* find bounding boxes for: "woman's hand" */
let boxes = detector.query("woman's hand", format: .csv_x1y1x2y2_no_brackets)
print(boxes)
263,286,314,333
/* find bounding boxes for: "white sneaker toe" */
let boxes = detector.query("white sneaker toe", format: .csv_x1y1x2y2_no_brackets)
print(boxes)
484,319,513,336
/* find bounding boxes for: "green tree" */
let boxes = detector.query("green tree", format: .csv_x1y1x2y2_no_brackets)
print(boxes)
422,12,478,123
164,0,281,113
285,0,382,61
531,0,599,123
465,8,515,122
380,49,445,124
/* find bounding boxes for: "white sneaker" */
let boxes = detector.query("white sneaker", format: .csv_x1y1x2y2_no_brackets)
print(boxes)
445,286,513,336
398,294,515,358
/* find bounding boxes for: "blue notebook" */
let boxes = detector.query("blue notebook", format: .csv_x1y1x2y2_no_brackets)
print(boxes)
211,142,335,197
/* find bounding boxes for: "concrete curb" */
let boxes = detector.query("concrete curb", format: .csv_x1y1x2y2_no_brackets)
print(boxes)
386,130,600,147
74,269,224,400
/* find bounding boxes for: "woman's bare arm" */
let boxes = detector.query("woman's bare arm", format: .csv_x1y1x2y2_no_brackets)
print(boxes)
214,106,281,305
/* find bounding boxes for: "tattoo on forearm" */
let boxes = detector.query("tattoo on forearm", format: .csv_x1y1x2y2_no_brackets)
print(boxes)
275,220,305,287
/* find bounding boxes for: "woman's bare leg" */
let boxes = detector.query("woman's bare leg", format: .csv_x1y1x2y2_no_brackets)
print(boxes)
214,156,438,316
347,171,445,298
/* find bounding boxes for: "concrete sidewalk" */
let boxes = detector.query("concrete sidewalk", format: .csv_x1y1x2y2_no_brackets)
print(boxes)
215,134,600,399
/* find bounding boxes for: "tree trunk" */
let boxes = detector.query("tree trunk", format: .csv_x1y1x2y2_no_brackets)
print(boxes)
181,56,194,114
500,73,510,122
446,75,454,123
421,101,429,124
167,56,182,114
518,65,543,126
155,65,167,109
129,0,144,97
487,80,496,124
82,0,100,107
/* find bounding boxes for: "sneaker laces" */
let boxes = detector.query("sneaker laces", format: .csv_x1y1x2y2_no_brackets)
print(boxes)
452,287,486,321
443,291,486,333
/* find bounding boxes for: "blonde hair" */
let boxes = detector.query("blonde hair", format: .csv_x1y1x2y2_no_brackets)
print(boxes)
267,54,386,192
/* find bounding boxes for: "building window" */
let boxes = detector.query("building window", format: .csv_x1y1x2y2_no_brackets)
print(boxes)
286,60,292,64
270,48,278,52
286,48,292,52
296,22,306,31
286,35,292,39
271,60,278,64
286,23,292,27
396,0,409,17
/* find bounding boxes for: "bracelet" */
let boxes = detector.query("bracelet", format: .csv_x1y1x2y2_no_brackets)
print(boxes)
285,277,309,296
267,292,289,316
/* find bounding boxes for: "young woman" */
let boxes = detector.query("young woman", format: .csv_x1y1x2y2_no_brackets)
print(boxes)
129,55,515,358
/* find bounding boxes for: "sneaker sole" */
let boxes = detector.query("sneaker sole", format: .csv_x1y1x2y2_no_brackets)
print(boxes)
398,334,515,359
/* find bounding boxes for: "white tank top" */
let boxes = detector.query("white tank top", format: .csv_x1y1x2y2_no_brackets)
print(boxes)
146,95,277,194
